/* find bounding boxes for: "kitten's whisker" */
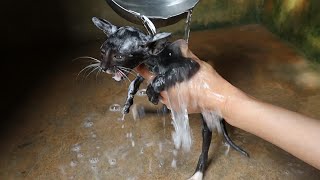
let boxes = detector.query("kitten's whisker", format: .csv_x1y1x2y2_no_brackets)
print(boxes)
117,69,131,83
78,63,99,76
117,66,133,72
118,66,138,74
73,56,101,63
118,67,137,77
85,66,100,80
77,63,99,80
96,68,101,81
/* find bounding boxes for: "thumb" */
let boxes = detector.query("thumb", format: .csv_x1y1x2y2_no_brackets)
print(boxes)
135,64,154,81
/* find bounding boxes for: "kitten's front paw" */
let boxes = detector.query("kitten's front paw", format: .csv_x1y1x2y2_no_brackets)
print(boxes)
146,85,159,105
122,104,130,114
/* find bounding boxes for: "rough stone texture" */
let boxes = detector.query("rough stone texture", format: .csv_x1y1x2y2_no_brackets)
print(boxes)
1,25,320,179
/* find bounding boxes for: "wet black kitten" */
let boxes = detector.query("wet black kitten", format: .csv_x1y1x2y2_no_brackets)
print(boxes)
92,17,248,180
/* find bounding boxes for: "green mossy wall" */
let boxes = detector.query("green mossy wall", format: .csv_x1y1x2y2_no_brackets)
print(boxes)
161,0,264,33
262,0,320,63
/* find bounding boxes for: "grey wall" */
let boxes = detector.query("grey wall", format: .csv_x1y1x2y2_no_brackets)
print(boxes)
49,0,264,44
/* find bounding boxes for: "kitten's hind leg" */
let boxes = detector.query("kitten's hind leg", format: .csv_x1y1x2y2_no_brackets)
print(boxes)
189,115,212,180
220,119,249,157
122,75,144,114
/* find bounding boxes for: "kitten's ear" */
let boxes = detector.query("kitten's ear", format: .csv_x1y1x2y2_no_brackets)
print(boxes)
146,32,171,54
92,17,118,36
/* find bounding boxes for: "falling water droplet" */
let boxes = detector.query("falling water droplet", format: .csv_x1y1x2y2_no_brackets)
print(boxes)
137,89,147,96
171,159,177,168
77,153,84,158
83,121,94,128
71,144,81,152
108,158,117,166
70,160,78,167
132,105,145,120
159,159,164,168
109,104,122,112
89,157,99,164
224,142,230,156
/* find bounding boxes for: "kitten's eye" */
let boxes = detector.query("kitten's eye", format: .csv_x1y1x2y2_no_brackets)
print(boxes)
114,54,124,60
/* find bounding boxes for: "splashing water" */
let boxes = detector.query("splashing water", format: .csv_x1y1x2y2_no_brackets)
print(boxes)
165,76,224,153
171,159,177,168
83,120,94,128
167,84,192,152
70,160,78,167
136,89,147,96
201,111,222,133
118,113,126,121
223,142,230,156
89,157,99,164
109,104,122,112
170,109,192,151
71,144,81,152
131,104,145,120
108,158,117,166
77,153,84,158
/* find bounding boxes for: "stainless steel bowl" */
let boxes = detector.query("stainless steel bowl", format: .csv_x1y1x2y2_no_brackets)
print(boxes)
106,0,199,28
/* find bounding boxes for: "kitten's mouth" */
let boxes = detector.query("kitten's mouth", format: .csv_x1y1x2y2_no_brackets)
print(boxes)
112,71,123,82
104,68,129,82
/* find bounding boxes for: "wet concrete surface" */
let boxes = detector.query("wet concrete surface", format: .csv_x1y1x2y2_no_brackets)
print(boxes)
1,24,320,179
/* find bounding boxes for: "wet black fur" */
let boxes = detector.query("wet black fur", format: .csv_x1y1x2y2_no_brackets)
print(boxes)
144,42,200,104
92,17,248,178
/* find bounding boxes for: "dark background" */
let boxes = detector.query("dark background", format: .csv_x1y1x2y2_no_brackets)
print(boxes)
3,1,71,121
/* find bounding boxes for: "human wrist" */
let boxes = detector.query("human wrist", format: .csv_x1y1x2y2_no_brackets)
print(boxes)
205,80,251,127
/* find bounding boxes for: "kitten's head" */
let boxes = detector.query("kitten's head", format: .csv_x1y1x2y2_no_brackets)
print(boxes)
92,17,171,81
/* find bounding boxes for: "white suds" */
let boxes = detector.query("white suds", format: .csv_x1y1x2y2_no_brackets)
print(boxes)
167,84,192,152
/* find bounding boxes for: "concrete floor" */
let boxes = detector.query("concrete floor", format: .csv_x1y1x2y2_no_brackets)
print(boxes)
1,24,320,179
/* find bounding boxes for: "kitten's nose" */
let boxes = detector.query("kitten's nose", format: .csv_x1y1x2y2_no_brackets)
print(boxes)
100,61,108,71
102,69,112,74
100,63,112,74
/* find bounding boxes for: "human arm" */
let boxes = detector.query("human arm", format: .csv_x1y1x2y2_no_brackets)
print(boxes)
135,39,320,170
224,94,320,170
